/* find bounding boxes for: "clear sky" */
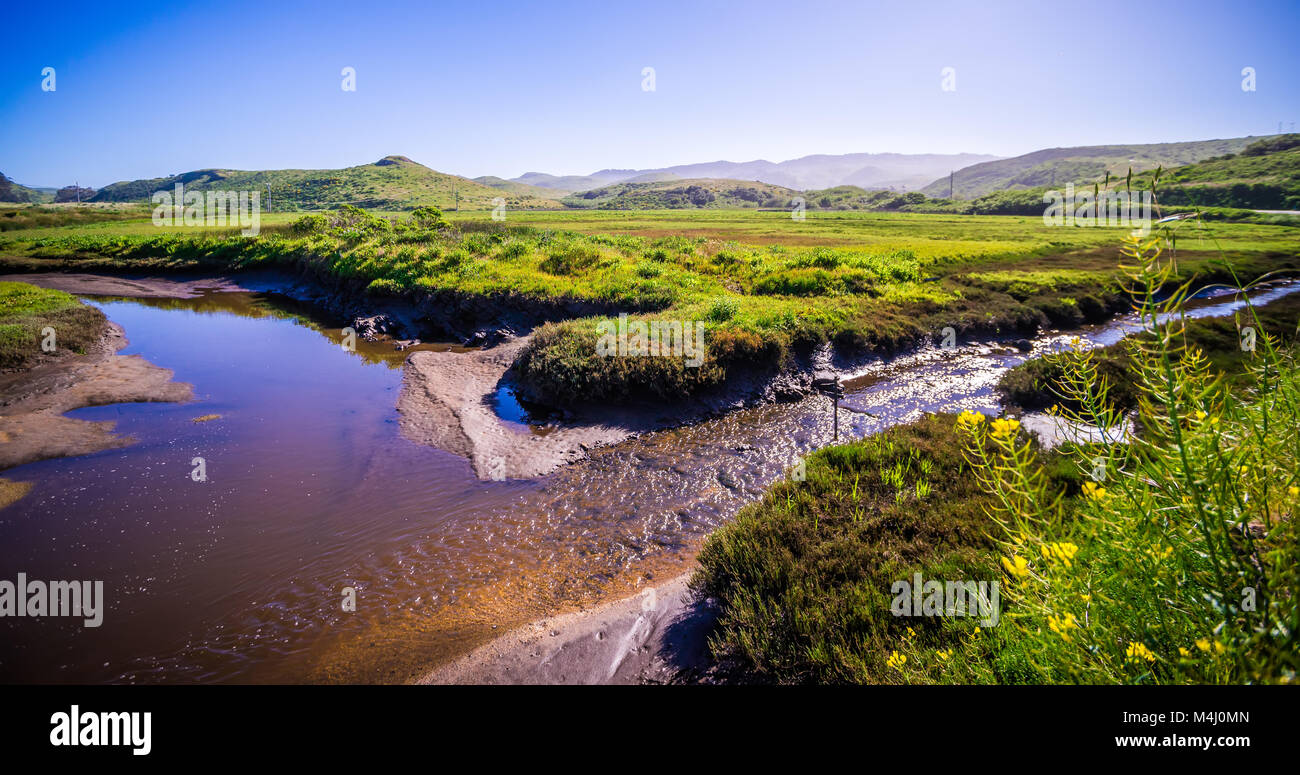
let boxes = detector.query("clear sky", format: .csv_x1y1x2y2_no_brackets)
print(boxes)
3,0,1297,188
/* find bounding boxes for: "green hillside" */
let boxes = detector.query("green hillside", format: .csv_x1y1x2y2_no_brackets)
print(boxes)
89,156,563,211
0,174,54,204
1131,135,1300,209
923,136,1271,199
561,178,801,209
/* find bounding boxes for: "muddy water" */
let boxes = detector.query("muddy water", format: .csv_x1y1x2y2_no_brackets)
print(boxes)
1,282,1293,683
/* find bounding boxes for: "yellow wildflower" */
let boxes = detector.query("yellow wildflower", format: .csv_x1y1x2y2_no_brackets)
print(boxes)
1081,481,1108,501
1195,638,1212,652
1125,642,1156,663
1289,486,1299,498
1178,647,1192,658
990,417,1020,440
936,649,952,662
1002,554,1030,578
1042,541,1080,568
1047,613,1078,641
956,410,985,430
886,650,907,670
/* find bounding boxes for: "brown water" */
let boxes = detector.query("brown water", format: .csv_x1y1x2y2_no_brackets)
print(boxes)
1,281,1294,683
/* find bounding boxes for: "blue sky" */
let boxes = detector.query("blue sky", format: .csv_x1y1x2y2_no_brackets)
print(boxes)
3,0,1297,188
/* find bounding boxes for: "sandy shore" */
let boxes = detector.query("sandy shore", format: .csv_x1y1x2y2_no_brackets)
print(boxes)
0,273,212,476
419,573,719,684
0,322,194,471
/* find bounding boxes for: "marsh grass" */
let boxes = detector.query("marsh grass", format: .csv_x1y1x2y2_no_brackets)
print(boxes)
695,222,1300,684
0,281,105,369
942,231,1300,683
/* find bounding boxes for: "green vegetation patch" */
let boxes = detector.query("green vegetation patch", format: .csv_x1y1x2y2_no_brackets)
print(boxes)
0,281,106,369
690,413,1077,683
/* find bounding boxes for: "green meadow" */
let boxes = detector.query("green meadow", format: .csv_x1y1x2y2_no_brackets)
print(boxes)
2,204,1298,404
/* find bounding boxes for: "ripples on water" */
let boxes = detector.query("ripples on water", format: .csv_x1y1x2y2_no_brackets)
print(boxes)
0,282,1294,683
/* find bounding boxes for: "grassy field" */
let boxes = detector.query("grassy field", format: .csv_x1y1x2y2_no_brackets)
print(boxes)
2,204,1298,405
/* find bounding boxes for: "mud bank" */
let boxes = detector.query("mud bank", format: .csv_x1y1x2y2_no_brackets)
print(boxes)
0,272,257,299
0,322,193,472
420,574,720,684
397,337,665,479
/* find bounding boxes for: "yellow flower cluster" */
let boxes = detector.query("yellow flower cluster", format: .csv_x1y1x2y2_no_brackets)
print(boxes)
1081,481,1108,500
886,650,907,670
1125,641,1156,663
935,649,952,662
1042,541,1080,568
1002,554,1030,578
1047,613,1078,641
990,417,1020,440
956,410,985,430
1195,638,1226,655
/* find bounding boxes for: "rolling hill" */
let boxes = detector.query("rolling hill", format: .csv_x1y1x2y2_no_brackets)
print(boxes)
1130,134,1300,209
921,137,1275,199
89,156,564,210
561,178,802,209
0,174,55,204
518,151,1001,194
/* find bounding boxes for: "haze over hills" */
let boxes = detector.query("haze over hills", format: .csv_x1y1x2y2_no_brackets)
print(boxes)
86,156,564,210
514,152,1003,194
920,136,1275,199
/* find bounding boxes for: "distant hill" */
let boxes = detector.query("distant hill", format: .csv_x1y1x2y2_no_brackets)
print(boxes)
1132,134,1300,209
0,174,55,204
89,156,564,210
472,175,571,200
561,178,802,209
512,170,638,194
921,137,1273,199
517,152,1000,194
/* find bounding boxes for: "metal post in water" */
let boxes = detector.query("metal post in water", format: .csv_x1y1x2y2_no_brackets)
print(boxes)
813,372,844,444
